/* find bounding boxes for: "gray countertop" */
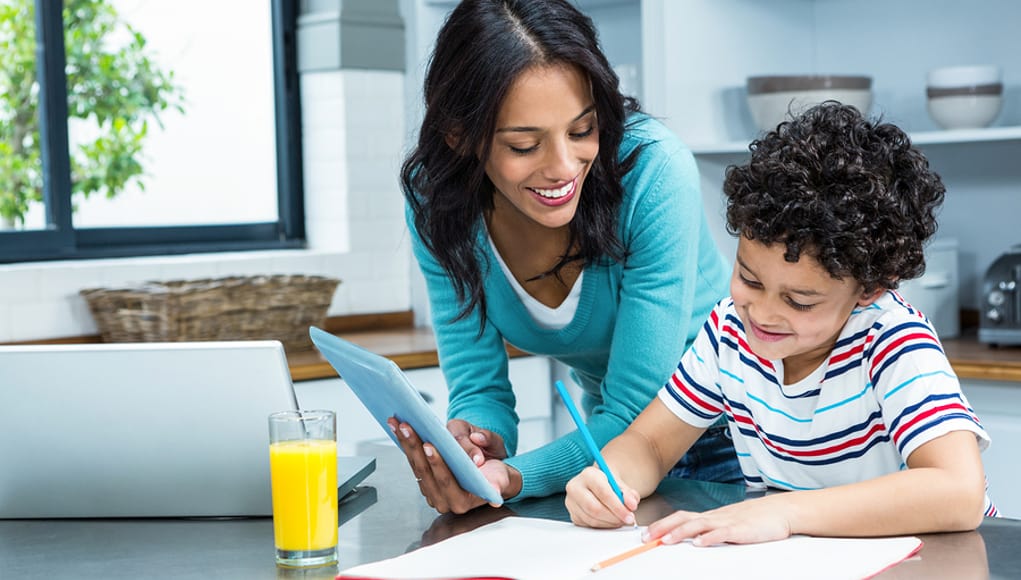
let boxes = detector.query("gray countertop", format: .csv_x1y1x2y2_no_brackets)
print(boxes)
2,442,1020,579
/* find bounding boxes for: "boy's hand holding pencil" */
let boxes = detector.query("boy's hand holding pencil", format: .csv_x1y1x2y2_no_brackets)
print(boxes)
555,381,641,529
564,463,641,529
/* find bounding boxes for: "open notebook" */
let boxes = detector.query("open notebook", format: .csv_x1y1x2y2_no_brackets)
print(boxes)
337,517,922,580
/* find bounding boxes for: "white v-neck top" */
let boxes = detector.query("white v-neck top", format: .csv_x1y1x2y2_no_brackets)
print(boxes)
487,234,583,330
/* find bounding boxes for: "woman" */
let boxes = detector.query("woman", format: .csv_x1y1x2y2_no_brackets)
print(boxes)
392,0,737,514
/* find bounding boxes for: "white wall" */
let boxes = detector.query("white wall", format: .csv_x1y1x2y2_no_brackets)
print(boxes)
0,68,411,343
301,68,411,315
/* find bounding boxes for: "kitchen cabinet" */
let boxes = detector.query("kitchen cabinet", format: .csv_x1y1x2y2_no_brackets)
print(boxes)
596,0,1021,144
293,355,554,457
573,0,1021,308
962,380,1021,518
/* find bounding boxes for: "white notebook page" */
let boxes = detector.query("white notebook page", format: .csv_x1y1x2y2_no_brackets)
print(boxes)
337,516,922,580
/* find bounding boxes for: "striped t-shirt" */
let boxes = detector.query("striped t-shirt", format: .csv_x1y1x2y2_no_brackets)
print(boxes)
658,292,998,517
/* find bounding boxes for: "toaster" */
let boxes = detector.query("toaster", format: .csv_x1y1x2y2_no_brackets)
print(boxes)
978,244,1021,345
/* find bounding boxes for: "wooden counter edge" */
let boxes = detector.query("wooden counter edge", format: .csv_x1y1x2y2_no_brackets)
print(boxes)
951,363,1021,383
4,310,1018,383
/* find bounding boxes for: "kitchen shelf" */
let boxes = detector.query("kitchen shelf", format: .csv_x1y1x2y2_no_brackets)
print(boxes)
690,125,1021,157
908,126,1021,147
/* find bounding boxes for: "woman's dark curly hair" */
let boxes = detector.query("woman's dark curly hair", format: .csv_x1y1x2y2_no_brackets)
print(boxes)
724,101,945,293
401,0,642,327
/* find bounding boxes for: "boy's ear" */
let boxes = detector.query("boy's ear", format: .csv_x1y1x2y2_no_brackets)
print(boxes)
857,286,886,307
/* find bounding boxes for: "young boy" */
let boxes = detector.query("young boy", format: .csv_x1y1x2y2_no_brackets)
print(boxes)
565,102,997,546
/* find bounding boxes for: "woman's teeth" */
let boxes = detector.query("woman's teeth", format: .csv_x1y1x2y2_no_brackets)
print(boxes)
532,181,573,199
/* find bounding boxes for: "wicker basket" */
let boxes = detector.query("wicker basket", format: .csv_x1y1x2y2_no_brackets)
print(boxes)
80,275,340,352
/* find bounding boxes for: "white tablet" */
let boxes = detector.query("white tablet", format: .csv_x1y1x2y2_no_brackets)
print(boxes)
309,326,503,506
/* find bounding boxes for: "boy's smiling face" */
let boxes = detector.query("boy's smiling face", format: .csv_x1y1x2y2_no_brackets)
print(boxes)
730,236,884,383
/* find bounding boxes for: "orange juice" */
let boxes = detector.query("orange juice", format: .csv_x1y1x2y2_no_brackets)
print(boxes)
269,439,338,552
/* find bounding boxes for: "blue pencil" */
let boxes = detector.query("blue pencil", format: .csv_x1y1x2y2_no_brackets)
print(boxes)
554,380,626,505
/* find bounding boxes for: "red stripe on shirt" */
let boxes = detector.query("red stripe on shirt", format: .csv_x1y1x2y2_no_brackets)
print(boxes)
829,343,865,366
871,332,939,373
829,334,873,366
721,323,774,370
729,410,888,458
669,372,723,414
892,402,970,442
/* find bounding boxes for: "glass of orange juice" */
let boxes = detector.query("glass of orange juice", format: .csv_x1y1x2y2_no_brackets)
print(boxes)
268,409,338,568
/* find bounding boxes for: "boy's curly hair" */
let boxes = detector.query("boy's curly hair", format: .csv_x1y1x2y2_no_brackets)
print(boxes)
724,101,945,293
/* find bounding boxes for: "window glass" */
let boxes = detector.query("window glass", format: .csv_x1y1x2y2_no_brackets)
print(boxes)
0,0,45,232
0,0,300,263
54,0,279,228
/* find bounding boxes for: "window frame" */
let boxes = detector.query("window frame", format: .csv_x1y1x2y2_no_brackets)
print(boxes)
0,0,305,263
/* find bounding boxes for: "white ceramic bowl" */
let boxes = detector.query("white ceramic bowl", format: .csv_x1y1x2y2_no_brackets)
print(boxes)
926,65,1003,129
927,94,1003,129
746,75,873,133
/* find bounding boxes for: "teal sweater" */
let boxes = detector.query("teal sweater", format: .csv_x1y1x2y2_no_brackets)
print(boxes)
407,115,730,500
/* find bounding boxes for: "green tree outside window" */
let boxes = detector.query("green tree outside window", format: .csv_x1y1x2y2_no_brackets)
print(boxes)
0,0,183,227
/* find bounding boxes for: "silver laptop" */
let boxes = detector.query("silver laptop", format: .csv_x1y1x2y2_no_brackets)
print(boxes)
0,341,373,519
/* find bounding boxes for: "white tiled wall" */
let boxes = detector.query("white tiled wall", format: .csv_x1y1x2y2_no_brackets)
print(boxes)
0,69,411,343
302,68,411,316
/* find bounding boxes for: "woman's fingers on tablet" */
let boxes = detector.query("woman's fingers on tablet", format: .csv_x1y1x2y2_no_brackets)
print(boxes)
391,421,432,486
417,456,450,512
422,443,455,512
391,417,485,514
422,441,485,514
398,424,449,511
447,419,486,466
392,419,466,513
470,427,507,460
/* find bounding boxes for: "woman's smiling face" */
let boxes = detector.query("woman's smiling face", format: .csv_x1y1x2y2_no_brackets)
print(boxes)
730,236,883,379
483,62,599,229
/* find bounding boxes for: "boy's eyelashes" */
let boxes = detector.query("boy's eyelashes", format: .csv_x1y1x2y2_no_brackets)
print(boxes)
786,299,814,312
738,272,763,289
738,273,816,312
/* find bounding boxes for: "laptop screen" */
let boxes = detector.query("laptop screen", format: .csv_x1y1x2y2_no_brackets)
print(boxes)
0,341,300,518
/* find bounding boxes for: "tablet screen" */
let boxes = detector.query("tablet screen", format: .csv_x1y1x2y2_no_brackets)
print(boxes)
309,326,503,506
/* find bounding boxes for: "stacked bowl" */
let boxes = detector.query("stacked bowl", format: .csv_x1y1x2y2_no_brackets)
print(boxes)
746,75,872,133
926,65,1003,129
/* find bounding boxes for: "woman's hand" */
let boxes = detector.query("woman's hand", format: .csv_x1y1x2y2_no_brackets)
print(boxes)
388,417,519,514
565,464,639,529
644,495,793,547
446,418,508,465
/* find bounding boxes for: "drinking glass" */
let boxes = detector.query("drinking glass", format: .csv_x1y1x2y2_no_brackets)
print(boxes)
268,409,338,568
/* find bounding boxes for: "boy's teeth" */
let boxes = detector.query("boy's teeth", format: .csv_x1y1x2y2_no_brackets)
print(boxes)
533,181,572,198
